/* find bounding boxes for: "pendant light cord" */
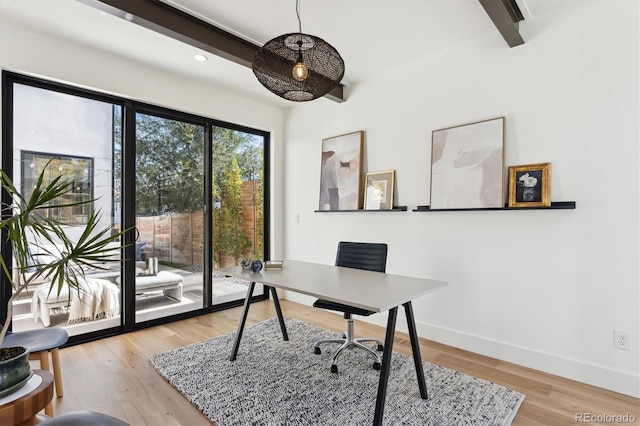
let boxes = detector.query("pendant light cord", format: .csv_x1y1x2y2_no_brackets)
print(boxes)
296,0,302,34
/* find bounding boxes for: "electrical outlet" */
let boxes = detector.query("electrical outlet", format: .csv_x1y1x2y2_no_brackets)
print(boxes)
614,329,631,351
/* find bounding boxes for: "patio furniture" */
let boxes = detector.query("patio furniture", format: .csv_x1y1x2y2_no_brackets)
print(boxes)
31,271,183,327
32,278,119,327
130,271,183,301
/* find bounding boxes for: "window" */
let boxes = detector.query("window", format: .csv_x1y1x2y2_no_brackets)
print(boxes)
21,152,94,225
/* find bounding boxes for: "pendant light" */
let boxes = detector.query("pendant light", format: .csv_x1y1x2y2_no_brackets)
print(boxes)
252,0,345,102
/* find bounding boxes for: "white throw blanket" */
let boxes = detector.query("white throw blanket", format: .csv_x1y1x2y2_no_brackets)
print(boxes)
68,278,119,323
31,278,119,324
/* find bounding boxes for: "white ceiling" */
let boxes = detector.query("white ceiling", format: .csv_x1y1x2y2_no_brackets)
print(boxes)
0,0,564,108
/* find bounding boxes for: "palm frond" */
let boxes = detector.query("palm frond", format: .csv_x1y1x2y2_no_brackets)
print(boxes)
1,161,126,345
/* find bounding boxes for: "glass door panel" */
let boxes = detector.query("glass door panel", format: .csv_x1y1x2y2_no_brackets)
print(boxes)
212,127,265,305
10,83,122,336
134,112,205,322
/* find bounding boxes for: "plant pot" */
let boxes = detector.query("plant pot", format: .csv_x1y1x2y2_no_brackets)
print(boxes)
0,346,32,397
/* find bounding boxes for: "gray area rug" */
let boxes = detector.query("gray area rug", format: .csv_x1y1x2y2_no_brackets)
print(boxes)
150,317,524,425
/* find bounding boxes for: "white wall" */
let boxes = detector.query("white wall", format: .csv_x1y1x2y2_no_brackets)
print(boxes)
283,2,639,397
13,84,114,241
0,23,286,260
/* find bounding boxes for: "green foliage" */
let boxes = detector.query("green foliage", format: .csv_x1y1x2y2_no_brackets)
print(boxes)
135,114,205,215
128,114,264,268
218,159,251,265
211,128,263,266
0,165,125,344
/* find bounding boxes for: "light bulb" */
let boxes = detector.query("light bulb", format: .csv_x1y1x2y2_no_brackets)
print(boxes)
292,61,308,82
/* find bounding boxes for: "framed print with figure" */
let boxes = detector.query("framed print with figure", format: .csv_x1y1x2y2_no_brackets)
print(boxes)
364,170,395,210
318,131,364,211
508,163,551,207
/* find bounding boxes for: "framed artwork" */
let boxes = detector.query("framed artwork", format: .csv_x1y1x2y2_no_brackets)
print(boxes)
508,163,551,207
430,117,505,209
364,170,395,210
318,131,364,211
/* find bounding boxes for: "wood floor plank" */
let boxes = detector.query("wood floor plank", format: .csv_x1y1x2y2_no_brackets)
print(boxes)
47,300,638,425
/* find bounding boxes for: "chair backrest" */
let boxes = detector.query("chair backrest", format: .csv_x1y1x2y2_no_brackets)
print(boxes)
335,241,387,273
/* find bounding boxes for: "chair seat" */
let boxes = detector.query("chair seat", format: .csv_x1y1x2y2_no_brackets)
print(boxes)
40,410,129,425
313,299,374,317
2,328,68,352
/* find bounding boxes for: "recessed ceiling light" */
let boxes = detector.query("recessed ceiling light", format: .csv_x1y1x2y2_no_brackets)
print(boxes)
194,54,208,62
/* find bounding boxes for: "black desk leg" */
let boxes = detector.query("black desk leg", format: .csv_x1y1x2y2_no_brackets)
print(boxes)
373,306,398,426
403,301,428,399
230,281,256,361
269,286,289,341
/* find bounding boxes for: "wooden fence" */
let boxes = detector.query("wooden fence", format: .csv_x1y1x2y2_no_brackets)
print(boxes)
136,181,259,268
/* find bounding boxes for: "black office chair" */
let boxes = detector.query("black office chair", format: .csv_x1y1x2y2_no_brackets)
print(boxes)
313,241,387,373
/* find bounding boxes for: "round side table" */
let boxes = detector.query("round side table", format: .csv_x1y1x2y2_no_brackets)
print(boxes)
0,370,54,425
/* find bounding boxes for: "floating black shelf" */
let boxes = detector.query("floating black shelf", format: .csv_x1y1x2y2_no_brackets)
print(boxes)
412,201,576,212
314,206,408,213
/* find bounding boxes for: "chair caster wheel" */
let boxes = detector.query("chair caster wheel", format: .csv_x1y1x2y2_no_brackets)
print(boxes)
373,362,381,371
331,365,338,374
377,344,384,351
314,347,321,354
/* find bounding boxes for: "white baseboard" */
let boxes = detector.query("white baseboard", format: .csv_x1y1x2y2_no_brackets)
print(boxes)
283,292,639,398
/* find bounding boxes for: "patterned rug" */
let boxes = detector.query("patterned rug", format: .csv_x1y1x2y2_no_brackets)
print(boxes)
150,317,524,425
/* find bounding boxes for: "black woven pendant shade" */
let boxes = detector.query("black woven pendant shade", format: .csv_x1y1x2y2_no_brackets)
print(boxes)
252,32,345,102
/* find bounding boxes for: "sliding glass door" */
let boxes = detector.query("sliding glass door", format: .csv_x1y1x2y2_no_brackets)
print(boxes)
8,82,123,336
211,127,266,305
134,111,206,322
1,72,269,343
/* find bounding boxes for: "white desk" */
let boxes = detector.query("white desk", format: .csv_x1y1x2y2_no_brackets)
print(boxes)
216,260,446,426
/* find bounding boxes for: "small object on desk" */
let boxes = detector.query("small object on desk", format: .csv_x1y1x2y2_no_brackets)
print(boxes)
250,259,263,273
240,259,252,271
264,260,283,270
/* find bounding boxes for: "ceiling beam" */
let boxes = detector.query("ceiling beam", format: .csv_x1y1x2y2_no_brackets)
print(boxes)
79,0,345,103
478,0,525,48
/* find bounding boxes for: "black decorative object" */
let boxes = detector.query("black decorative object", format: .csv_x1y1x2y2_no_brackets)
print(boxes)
252,0,344,102
250,260,263,273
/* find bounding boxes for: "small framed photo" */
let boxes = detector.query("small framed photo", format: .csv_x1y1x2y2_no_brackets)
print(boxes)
364,170,395,210
508,163,551,207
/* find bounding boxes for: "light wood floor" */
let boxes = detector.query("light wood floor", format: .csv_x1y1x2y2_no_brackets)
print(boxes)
45,299,638,425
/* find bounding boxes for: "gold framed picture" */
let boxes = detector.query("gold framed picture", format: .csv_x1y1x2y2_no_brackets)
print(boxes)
364,170,395,210
508,163,551,207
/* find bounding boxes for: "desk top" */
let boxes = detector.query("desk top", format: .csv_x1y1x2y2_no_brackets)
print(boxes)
215,260,446,312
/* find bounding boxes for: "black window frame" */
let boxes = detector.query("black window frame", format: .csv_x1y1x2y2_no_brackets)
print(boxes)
1,70,271,345
21,151,95,226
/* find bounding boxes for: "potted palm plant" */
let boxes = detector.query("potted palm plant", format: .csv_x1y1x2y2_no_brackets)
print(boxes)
0,165,125,395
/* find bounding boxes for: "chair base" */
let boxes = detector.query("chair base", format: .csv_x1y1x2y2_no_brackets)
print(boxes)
313,316,383,373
